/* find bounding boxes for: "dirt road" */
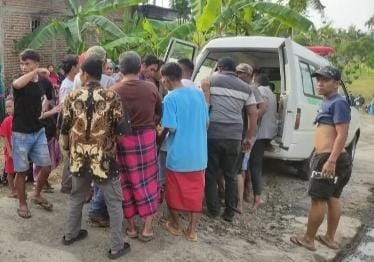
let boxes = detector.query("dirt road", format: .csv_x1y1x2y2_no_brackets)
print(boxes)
0,114,373,262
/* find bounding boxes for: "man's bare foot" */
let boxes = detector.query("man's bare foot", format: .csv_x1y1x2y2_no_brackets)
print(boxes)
290,236,316,251
316,235,339,249
17,205,31,219
252,198,265,211
183,228,198,242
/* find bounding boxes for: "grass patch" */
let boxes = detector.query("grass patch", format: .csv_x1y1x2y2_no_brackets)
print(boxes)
347,72,374,100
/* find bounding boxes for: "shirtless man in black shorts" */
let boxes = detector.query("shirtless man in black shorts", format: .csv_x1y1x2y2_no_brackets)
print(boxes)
291,66,352,251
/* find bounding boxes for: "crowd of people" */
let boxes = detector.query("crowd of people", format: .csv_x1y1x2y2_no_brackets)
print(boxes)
0,45,352,259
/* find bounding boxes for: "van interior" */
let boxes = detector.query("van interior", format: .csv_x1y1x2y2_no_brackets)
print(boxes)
193,49,285,140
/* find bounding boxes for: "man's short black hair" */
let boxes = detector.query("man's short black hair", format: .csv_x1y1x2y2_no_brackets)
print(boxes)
255,73,270,86
81,58,102,80
217,57,236,72
178,58,194,72
61,54,79,75
119,51,141,75
20,49,40,62
142,54,159,67
161,62,182,81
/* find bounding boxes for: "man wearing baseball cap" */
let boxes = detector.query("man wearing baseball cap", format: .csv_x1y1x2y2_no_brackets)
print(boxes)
291,65,352,251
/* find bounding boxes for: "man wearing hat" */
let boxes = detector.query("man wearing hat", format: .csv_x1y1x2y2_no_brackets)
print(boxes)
291,66,352,251
204,57,258,222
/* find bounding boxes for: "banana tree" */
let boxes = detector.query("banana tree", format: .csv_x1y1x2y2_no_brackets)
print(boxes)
14,0,145,54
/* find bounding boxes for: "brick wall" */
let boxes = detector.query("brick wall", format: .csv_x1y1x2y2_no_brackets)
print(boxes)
0,0,68,88
0,0,125,89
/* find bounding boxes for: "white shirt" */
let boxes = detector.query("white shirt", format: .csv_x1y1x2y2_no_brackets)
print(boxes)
73,73,115,89
59,78,74,105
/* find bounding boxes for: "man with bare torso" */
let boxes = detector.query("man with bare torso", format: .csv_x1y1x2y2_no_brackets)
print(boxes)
291,66,352,251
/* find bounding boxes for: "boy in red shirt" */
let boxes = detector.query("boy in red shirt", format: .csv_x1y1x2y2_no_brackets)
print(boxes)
0,96,16,197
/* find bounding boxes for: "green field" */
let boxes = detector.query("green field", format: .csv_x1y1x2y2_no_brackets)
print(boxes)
347,73,374,100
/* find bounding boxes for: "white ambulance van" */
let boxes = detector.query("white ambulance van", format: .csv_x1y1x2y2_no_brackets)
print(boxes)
164,36,360,179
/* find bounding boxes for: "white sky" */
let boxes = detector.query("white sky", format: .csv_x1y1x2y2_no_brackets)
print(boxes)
307,0,374,31
152,0,374,31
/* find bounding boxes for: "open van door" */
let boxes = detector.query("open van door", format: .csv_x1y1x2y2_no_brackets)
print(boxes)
163,38,198,63
277,38,298,149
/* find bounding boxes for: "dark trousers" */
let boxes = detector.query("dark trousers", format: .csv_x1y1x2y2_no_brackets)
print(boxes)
249,139,270,196
205,139,241,217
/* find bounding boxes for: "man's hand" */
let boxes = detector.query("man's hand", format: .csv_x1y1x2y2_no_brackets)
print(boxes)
200,78,211,103
321,160,336,178
242,137,252,152
38,68,50,76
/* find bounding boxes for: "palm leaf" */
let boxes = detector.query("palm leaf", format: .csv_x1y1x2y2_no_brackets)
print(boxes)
196,0,222,32
27,20,67,49
159,23,196,50
66,17,83,43
104,36,146,50
243,2,314,31
85,15,126,38
66,0,79,16
190,0,207,20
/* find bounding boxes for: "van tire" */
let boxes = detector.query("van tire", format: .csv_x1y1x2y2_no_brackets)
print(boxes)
346,135,358,161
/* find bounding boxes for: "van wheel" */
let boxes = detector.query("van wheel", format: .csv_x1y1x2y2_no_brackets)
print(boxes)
346,135,358,161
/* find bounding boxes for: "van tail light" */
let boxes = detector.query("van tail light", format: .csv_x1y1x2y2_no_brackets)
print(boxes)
294,108,301,129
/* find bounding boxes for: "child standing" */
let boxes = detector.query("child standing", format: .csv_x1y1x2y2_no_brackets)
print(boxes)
0,96,17,197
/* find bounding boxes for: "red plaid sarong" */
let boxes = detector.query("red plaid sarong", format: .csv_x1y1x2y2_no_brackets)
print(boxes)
117,128,159,219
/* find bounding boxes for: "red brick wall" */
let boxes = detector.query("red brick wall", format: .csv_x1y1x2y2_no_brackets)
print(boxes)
0,0,68,88
0,0,125,88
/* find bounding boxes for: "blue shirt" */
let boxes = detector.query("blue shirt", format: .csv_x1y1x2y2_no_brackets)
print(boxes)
315,93,351,125
162,86,209,172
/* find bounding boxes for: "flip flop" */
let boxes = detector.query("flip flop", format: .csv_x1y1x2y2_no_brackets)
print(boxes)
290,236,316,251
164,221,183,236
62,229,88,245
183,229,198,242
31,198,53,211
125,228,138,239
316,235,339,249
8,194,18,198
138,233,154,242
108,242,131,260
17,208,31,219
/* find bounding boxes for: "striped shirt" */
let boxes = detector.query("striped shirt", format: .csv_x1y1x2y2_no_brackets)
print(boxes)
208,71,256,140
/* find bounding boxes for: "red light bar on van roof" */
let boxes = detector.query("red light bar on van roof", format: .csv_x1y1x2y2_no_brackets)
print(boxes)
307,46,335,57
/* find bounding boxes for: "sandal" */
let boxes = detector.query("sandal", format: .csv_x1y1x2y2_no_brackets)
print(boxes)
290,236,316,251
164,220,183,236
138,233,154,242
62,229,88,245
316,235,339,249
183,229,198,242
17,208,31,219
125,228,138,239
108,242,131,260
31,197,53,211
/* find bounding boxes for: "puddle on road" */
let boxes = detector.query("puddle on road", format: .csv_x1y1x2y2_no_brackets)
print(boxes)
343,228,374,261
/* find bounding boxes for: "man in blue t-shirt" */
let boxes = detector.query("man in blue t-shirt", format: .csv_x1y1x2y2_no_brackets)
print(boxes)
160,62,209,242
291,66,352,251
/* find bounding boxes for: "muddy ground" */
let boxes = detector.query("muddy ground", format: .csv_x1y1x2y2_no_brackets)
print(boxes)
0,114,373,262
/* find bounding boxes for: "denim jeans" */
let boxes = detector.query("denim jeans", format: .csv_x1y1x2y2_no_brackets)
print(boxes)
205,139,241,218
88,185,109,218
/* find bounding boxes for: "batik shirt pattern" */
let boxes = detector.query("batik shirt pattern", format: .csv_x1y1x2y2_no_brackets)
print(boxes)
61,82,123,181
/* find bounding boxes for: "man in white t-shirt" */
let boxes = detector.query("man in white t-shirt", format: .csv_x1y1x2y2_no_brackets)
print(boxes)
73,46,115,90
59,54,80,194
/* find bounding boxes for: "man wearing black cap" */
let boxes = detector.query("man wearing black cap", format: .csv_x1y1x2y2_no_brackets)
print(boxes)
291,66,352,251
204,57,258,222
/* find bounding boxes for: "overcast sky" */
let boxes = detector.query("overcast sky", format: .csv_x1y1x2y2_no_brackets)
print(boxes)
152,0,373,31
307,0,374,31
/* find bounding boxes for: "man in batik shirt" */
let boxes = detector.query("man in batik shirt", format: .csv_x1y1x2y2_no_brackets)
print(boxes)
61,58,130,259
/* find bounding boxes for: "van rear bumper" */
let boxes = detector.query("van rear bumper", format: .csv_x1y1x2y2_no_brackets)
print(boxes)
264,142,312,162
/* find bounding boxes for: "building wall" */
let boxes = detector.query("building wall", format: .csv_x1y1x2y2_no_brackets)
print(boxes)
0,0,68,88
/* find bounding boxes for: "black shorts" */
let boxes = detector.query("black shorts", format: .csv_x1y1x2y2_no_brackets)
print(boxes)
308,152,352,200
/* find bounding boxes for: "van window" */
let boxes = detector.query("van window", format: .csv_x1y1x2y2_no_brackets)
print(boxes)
194,57,217,85
299,62,315,96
